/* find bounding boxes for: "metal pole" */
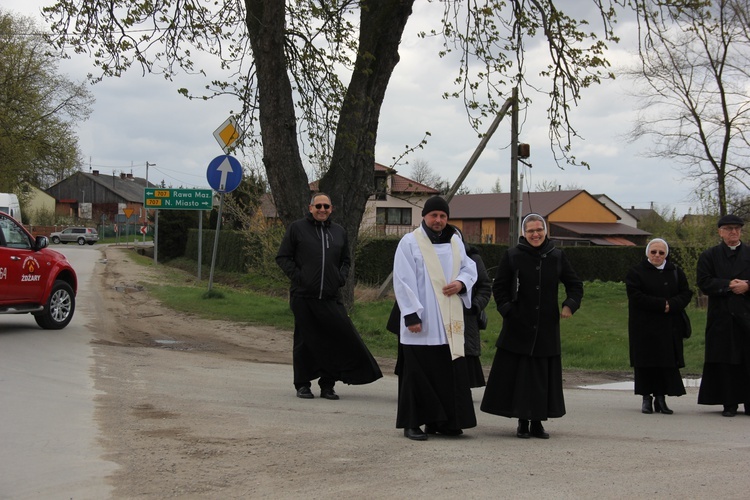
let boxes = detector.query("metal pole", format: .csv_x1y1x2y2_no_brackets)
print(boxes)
198,212,203,281
208,193,224,292
518,172,524,236
154,209,158,264
144,162,155,243
509,87,520,245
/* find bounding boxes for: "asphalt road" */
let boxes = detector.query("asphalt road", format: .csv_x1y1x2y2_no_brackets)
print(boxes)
0,245,115,498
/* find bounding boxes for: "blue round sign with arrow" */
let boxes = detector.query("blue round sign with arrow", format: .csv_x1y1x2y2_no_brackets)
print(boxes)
206,155,243,193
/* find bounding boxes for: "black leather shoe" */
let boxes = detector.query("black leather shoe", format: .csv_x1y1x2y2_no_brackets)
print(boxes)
404,427,428,441
722,405,738,417
745,404,750,416
530,421,550,439
296,386,314,399
425,424,463,436
654,396,673,415
516,419,530,439
320,388,339,400
642,395,653,414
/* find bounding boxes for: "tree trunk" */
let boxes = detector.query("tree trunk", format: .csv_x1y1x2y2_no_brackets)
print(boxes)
245,0,312,226
321,0,414,307
247,0,414,308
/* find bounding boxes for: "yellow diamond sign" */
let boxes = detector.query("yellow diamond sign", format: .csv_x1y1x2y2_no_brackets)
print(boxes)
213,116,243,153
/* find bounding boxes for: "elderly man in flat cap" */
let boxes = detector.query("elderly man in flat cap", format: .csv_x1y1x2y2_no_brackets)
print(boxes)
391,195,478,440
697,214,750,417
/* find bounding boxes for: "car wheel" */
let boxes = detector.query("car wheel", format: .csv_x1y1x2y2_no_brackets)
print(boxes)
77,237,86,245
34,280,76,330
51,236,60,244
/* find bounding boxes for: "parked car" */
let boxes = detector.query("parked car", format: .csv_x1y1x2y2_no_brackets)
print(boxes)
50,227,99,245
0,212,78,329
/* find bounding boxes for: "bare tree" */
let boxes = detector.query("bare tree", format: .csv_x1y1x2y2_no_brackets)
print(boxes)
534,179,560,192
409,159,446,189
628,0,750,215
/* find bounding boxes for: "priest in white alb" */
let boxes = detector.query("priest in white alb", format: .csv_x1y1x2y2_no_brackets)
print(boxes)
392,196,478,441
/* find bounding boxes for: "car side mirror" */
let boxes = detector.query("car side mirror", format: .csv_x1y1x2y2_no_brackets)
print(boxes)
35,235,49,250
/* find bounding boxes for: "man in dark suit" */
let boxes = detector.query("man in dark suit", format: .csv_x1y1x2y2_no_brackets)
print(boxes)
697,214,750,417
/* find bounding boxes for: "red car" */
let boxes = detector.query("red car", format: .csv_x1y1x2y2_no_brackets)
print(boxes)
0,211,78,329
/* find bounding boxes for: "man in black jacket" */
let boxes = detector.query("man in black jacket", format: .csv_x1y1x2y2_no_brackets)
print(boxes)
697,214,750,417
276,192,382,400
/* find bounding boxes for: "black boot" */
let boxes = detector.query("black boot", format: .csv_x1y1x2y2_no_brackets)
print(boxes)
654,395,673,414
642,395,653,414
722,404,738,417
516,419,530,439
530,420,550,439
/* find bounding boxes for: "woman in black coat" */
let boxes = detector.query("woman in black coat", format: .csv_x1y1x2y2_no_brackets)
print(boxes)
480,214,583,439
626,238,693,414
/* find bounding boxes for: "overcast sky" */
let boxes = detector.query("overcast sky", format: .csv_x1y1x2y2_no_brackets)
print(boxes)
7,1,700,216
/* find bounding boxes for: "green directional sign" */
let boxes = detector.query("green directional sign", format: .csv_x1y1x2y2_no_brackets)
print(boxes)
144,188,213,210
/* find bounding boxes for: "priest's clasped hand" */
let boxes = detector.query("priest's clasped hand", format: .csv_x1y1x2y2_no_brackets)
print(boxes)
442,280,464,297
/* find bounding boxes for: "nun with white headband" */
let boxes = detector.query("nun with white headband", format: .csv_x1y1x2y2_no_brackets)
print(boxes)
625,238,693,415
481,213,583,439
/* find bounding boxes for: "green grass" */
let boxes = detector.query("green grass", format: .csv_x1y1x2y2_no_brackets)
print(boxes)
130,251,708,376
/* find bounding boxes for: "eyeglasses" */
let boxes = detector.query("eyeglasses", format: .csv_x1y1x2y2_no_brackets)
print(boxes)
313,203,331,210
649,250,666,256
525,228,545,234
720,226,742,232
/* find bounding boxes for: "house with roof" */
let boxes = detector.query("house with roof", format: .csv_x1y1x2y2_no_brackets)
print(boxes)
594,194,639,228
364,163,439,236
449,190,651,246
259,163,439,236
16,183,57,225
626,205,665,228
45,170,152,225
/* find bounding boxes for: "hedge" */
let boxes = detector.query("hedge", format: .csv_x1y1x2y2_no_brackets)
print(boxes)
183,228,696,285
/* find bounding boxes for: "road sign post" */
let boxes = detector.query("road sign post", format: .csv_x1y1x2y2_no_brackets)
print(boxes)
205,154,243,292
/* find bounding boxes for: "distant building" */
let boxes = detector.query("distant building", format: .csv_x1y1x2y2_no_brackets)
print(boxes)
449,190,651,246
626,205,665,228
364,163,439,237
259,163,439,237
594,194,639,228
21,184,57,224
46,170,153,225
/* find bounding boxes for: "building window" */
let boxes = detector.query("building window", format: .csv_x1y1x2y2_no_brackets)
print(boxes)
376,207,412,226
374,176,387,201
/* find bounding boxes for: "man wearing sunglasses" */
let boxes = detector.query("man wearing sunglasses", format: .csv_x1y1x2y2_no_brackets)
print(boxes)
276,192,382,400
696,214,750,417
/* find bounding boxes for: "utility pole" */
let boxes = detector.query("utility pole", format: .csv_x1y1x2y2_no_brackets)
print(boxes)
145,162,156,244
509,87,520,245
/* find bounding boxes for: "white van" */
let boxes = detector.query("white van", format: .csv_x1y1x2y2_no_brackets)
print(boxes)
0,193,22,223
